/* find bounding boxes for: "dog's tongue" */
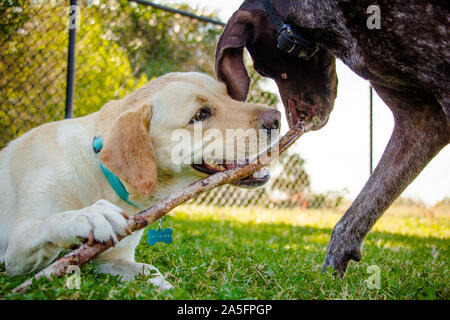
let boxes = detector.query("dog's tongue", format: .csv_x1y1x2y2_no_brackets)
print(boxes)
288,98,301,125
223,159,248,170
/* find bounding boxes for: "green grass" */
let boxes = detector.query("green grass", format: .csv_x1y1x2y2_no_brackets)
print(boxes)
1,206,449,300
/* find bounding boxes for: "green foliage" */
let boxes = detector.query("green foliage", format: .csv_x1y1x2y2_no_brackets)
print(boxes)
0,2,145,146
0,2,66,147
1,0,278,148
74,4,149,117
74,0,278,113
91,1,223,78
0,0,29,38
1,206,448,300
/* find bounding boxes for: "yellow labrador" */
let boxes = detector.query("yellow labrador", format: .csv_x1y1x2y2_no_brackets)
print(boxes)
0,72,280,289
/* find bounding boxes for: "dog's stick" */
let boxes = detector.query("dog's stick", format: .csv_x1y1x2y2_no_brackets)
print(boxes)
11,122,313,294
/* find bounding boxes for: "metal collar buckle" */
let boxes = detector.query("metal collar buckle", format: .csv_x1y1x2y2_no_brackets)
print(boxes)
277,24,320,60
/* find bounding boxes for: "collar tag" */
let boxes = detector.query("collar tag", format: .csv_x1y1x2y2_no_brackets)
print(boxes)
147,227,173,245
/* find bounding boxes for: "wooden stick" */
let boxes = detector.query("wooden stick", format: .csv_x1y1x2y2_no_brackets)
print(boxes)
12,122,313,294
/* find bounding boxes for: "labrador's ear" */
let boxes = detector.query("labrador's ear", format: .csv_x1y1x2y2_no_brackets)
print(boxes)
215,10,253,101
99,104,157,197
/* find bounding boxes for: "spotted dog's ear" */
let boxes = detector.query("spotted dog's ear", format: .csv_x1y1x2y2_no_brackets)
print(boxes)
100,104,157,196
215,10,255,102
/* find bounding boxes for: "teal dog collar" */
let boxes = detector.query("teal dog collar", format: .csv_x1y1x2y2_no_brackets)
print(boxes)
93,136,139,208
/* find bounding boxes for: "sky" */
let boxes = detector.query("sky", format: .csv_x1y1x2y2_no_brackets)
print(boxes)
163,0,449,205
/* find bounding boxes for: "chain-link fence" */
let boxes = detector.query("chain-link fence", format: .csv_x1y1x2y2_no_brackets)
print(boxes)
0,0,344,209
0,1,68,147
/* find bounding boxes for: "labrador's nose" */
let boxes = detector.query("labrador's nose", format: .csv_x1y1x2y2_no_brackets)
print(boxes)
260,109,281,130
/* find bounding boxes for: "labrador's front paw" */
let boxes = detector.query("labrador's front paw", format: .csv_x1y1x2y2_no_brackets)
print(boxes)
48,199,131,248
97,260,173,290
143,264,174,290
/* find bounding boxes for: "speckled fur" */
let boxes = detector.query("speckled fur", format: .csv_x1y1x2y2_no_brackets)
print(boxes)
216,0,450,275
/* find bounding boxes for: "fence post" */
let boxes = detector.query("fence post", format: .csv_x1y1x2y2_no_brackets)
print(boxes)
65,0,78,119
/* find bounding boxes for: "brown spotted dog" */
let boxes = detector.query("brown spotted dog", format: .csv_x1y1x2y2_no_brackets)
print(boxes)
215,0,450,275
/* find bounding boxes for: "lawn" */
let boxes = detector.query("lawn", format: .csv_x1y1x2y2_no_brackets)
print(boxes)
1,205,449,300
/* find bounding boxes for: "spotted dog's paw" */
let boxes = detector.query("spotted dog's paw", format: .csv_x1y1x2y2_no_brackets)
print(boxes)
322,223,362,277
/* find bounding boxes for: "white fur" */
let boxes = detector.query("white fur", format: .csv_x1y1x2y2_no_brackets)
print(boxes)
0,72,277,289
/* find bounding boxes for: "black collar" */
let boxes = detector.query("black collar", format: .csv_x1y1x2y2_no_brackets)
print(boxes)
261,0,321,60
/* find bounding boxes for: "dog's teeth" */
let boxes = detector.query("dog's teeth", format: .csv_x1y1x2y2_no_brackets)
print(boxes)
205,159,223,170
213,160,223,168
205,159,215,166
253,167,270,179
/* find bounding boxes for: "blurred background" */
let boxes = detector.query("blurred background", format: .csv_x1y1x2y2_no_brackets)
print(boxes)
1,0,449,213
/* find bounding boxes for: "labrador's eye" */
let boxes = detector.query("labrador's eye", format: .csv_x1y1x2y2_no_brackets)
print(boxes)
189,107,212,124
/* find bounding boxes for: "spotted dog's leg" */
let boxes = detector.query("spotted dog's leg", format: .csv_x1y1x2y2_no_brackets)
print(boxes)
436,91,450,123
322,85,450,276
